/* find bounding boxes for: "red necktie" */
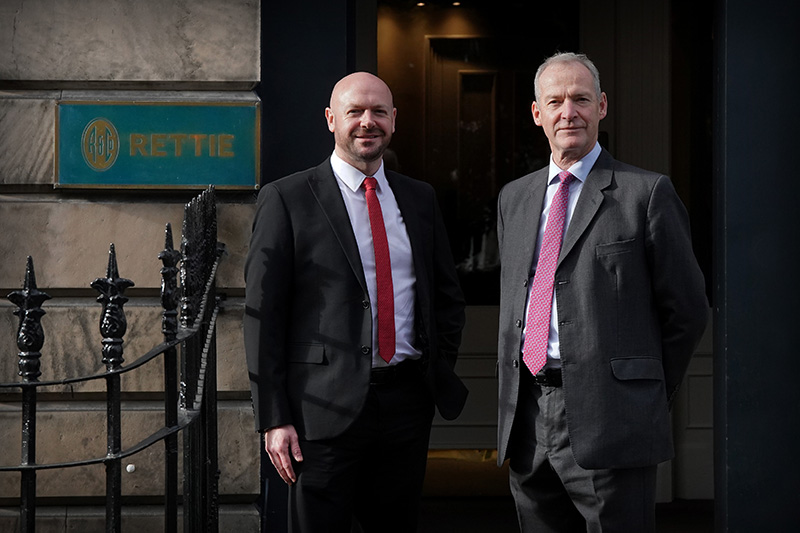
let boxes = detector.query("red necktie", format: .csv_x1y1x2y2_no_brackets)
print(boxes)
363,177,395,363
522,171,575,375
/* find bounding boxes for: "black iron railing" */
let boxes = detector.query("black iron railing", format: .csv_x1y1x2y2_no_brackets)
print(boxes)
1,187,224,533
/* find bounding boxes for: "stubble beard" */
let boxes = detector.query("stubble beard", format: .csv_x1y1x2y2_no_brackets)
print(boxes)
350,133,389,164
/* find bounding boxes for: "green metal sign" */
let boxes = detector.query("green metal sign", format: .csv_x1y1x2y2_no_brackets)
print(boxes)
57,100,260,189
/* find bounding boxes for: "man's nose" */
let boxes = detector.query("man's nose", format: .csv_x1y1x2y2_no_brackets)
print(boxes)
561,100,577,119
360,111,376,128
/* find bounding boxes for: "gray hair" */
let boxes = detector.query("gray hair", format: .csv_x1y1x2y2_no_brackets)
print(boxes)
534,52,602,102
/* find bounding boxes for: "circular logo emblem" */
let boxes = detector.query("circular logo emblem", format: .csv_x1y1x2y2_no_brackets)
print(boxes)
82,118,119,171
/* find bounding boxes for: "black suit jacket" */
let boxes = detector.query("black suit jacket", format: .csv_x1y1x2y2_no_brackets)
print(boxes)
244,158,467,440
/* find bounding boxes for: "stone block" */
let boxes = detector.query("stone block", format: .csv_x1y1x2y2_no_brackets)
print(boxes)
0,400,259,498
0,298,249,393
0,196,254,290
0,0,260,84
0,92,57,185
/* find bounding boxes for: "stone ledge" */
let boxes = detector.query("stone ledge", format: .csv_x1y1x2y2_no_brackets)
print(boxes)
0,503,260,532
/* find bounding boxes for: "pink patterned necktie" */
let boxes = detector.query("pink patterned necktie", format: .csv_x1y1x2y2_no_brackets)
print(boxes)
363,177,396,363
522,170,575,375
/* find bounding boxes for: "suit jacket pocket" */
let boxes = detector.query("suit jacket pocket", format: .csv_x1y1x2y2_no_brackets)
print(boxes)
596,238,635,257
288,343,325,364
610,356,663,381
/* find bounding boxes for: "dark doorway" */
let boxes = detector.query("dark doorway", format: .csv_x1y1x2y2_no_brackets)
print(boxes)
378,1,579,304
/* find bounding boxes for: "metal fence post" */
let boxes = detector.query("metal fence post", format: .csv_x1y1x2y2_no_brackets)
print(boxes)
7,257,50,533
160,223,182,533
91,244,134,533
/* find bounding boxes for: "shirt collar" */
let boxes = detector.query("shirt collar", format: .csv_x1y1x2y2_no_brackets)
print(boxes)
547,142,602,185
330,151,388,193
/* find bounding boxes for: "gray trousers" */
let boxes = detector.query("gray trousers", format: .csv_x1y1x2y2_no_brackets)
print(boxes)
508,371,657,533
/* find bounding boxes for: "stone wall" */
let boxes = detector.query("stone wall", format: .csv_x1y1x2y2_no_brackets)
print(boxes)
0,0,259,84
0,0,261,529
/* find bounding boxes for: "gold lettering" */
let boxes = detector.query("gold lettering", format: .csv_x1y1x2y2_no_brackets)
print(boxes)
168,133,187,156
218,134,234,157
130,134,147,156
190,134,207,156
130,132,238,158
151,134,167,157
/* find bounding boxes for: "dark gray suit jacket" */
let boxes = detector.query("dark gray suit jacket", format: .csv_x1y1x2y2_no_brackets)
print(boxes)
497,149,708,469
244,158,467,441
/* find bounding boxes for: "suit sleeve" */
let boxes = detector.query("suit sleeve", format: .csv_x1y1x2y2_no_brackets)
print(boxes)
496,187,505,255
646,176,709,402
243,184,295,432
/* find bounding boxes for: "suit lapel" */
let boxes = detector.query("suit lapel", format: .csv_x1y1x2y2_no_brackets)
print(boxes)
516,168,549,276
387,172,423,244
307,159,368,292
559,149,613,263
387,172,437,348
387,172,428,288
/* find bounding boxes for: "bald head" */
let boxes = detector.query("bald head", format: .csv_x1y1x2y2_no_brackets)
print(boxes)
329,72,394,110
325,72,397,176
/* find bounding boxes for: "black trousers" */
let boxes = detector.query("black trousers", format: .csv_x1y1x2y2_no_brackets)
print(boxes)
289,373,435,533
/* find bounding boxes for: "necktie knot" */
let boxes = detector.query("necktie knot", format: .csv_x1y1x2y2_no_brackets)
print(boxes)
363,176,378,191
558,170,575,186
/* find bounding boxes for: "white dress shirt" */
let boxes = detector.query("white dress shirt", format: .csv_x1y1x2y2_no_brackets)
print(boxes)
330,152,421,367
522,142,602,368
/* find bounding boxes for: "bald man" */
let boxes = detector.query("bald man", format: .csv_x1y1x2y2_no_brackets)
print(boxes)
244,72,468,532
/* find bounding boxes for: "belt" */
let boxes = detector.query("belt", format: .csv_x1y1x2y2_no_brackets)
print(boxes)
370,359,423,386
530,367,562,387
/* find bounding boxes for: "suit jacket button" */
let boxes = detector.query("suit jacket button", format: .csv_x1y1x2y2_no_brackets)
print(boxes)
362,300,370,309
361,345,371,355
515,319,522,328
513,359,519,368
522,279,528,287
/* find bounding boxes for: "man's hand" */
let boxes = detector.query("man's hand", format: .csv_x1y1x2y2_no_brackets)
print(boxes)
264,424,304,485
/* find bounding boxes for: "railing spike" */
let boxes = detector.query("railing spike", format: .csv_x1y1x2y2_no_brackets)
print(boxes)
106,243,121,280
7,256,51,382
91,244,134,371
164,222,174,251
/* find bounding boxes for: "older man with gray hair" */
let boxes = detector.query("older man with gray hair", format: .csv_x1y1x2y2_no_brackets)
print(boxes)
496,52,708,532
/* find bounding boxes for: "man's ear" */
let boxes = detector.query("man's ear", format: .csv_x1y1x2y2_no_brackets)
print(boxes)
599,92,608,120
325,108,335,132
531,101,542,126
